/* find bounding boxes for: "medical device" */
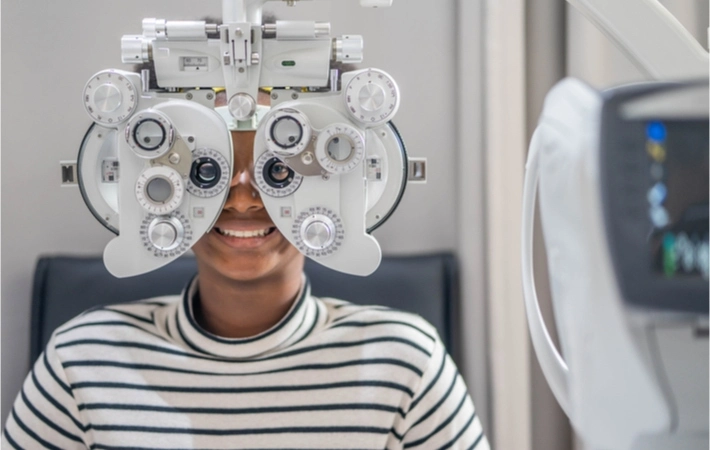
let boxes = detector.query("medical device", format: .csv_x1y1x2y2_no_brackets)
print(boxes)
522,1,709,449
72,0,423,278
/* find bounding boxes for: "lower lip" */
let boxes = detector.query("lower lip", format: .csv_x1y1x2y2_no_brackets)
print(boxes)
211,228,280,249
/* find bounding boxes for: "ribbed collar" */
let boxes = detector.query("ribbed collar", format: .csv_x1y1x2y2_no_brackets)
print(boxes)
174,275,319,359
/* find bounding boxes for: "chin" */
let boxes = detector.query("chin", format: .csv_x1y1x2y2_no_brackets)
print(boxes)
192,230,305,282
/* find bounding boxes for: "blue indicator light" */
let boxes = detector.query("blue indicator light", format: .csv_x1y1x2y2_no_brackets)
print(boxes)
646,121,666,142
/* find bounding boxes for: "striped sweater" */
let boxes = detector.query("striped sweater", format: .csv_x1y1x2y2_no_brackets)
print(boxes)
3,278,489,449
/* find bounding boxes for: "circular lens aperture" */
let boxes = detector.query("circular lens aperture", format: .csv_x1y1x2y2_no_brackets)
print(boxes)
271,116,303,149
146,176,173,204
190,157,222,189
198,163,217,182
264,158,294,188
133,118,166,151
326,136,354,162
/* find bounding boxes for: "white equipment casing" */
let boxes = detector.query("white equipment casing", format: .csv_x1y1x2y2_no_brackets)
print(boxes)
253,84,405,275
523,78,709,450
76,1,414,279
80,70,233,278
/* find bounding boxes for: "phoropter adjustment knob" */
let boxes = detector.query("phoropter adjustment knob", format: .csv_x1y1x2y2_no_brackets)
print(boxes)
300,214,336,251
148,216,185,251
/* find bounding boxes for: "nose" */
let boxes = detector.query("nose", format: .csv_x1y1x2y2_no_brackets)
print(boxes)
223,168,263,213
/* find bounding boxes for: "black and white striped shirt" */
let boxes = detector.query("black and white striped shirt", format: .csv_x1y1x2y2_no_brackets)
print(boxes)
3,278,489,449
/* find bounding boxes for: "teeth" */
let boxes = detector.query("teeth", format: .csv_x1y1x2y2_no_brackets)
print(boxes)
217,227,271,238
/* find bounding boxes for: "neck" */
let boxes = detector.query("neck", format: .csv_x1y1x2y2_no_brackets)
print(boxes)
194,263,304,338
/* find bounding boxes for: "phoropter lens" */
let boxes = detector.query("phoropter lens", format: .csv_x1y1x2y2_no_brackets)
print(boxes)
264,158,294,188
270,162,290,182
146,177,173,204
190,157,222,189
326,136,354,162
270,116,303,149
197,162,217,183
133,118,167,151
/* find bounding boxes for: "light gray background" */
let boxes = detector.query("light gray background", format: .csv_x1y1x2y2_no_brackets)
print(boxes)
2,0,461,425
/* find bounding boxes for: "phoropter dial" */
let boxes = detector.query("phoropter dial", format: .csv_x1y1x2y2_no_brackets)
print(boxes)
83,69,138,126
125,110,175,159
344,69,400,127
254,151,303,198
264,109,312,157
315,124,365,174
292,207,345,258
148,216,184,251
187,147,231,198
135,166,185,215
140,212,193,257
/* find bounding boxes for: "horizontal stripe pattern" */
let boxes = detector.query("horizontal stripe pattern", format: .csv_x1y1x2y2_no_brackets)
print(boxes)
3,278,489,449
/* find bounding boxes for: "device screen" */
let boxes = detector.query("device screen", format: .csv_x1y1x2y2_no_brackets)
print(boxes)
646,120,709,280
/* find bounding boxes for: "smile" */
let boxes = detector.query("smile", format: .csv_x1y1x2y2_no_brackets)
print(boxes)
214,227,276,238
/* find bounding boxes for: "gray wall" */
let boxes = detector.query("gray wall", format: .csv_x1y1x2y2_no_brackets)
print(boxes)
1,0,462,425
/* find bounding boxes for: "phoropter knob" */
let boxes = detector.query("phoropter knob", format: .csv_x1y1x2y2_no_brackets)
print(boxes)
334,35,364,63
300,214,336,251
147,216,185,251
83,70,139,126
121,35,151,63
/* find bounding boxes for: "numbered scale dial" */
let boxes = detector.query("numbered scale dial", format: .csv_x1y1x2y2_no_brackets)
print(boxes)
187,147,231,198
83,70,138,126
345,69,400,127
254,151,303,197
140,212,193,257
292,207,345,258
135,166,185,215
315,124,365,174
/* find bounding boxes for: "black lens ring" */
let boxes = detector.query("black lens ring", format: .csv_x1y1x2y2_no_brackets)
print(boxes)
269,116,303,149
133,118,167,151
190,157,222,189
263,157,294,189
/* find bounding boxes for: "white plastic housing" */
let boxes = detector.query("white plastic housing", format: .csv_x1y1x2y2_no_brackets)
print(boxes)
255,97,382,276
523,78,673,449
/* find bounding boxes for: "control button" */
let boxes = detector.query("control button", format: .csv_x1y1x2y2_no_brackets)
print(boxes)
649,205,669,228
303,220,334,250
83,70,138,126
292,208,344,258
228,93,256,121
147,216,184,251
646,142,666,163
344,69,400,127
646,121,667,142
647,182,667,206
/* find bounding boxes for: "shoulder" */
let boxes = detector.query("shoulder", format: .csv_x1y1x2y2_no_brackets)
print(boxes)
317,296,442,362
322,297,439,337
50,295,179,346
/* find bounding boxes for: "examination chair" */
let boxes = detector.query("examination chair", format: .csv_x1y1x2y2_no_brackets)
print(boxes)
30,253,459,365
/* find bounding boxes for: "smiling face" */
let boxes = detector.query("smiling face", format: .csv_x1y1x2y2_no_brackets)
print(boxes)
191,118,305,284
